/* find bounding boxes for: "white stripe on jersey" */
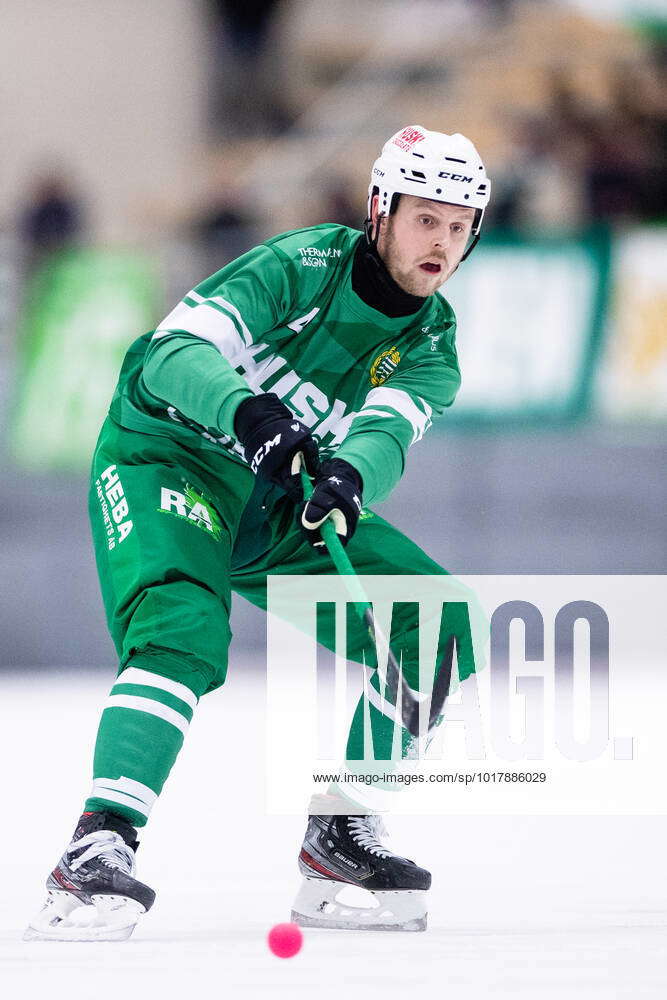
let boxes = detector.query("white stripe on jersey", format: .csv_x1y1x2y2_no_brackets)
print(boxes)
362,387,432,444
152,295,252,359
187,290,253,347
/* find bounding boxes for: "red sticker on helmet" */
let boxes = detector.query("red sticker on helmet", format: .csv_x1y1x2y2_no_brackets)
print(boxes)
393,127,425,152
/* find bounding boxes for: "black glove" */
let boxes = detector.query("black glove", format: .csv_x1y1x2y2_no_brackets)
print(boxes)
300,459,363,550
234,393,320,497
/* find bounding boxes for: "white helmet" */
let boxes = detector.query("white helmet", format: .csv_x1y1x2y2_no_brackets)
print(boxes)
367,126,491,246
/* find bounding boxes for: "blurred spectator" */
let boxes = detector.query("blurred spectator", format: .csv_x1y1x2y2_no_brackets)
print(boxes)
491,57,665,235
205,0,291,137
319,177,362,230
19,173,83,260
192,187,260,272
489,114,586,233
215,0,280,54
584,64,666,223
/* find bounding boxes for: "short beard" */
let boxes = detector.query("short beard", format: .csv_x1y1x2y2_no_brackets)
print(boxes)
380,217,440,297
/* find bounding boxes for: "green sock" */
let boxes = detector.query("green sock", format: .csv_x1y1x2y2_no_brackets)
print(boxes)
83,664,199,827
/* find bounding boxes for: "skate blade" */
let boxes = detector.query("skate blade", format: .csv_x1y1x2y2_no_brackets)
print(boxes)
291,909,427,932
291,878,428,932
24,890,145,942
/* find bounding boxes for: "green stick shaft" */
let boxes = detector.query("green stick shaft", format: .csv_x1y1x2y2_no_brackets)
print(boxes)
301,468,444,736
299,467,454,738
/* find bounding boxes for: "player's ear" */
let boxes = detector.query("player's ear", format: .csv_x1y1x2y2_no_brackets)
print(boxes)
372,198,390,234
370,194,380,226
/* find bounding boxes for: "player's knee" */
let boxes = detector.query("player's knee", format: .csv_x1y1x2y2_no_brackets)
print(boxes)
120,579,231,696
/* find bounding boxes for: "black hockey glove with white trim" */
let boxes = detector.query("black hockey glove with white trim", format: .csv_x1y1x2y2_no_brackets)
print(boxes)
300,458,363,551
234,392,320,498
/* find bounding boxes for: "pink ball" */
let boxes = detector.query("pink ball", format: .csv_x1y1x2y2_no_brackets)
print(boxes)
267,922,303,958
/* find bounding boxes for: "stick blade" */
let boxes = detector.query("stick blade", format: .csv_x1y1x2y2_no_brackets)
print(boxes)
428,635,455,730
401,636,454,738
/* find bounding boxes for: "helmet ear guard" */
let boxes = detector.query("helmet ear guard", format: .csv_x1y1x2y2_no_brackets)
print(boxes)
365,186,399,246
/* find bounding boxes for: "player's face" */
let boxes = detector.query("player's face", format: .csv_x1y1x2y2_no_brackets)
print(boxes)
374,195,476,296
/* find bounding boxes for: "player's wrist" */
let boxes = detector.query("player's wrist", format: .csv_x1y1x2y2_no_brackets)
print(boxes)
321,458,363,494
233,392,289,440
219,388,254,440
233,392,320,494
300,458,364,551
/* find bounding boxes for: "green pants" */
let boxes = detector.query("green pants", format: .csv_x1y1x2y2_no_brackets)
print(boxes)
86,417,477,824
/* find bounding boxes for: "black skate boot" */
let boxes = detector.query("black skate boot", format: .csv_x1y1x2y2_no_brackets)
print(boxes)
291,814,431,931
24,811,156,941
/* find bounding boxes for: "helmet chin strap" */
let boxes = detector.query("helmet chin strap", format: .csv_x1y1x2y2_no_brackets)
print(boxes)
362,213,392,284
460,233,480,262
460,207,483,262
363,214,382,249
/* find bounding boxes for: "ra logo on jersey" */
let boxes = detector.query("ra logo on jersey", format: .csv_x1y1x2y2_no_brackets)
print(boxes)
370,346,401,386
158,483,223,541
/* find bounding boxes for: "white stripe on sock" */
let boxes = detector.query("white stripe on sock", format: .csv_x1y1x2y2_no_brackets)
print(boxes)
104,694,190,735
91,776,157,810
116,667,198,711
88,785,152,819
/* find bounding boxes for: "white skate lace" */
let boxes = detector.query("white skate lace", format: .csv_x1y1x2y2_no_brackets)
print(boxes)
66,831,137,875
347,815,392,858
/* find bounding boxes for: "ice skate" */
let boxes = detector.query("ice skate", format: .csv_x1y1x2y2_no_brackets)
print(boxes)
292,813,430,931
24,811,155,942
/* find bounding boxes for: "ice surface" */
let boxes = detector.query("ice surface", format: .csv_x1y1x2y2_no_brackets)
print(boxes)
2,662,665,999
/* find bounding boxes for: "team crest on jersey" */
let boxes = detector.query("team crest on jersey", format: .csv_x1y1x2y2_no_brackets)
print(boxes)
370,346,401,386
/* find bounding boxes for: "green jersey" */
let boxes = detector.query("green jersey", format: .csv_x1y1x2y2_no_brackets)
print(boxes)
109,224,460,505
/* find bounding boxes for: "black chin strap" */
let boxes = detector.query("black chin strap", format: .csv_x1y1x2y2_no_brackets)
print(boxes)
460,233,480,262
363,215,380,249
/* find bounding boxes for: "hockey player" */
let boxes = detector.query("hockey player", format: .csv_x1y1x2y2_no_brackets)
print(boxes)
25,126,491,940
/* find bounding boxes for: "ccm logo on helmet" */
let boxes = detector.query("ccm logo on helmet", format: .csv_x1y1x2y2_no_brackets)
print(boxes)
439,172,473,183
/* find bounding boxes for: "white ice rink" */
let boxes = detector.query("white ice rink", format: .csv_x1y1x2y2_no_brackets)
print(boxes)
2,663,665,999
